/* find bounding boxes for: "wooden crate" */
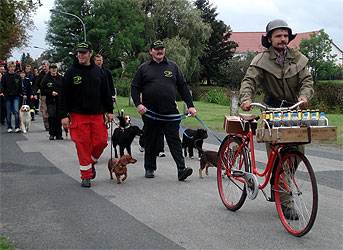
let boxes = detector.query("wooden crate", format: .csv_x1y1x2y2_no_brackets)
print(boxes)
256,126,337,143
224,116,257,135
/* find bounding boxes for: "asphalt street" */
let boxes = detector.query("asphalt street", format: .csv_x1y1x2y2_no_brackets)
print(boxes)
0,115,342,250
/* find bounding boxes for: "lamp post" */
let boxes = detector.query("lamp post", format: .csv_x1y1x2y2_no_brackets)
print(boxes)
33,46,46,50
50,9,87,42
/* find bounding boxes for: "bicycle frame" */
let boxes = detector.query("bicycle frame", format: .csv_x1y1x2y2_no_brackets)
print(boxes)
226,123,285,190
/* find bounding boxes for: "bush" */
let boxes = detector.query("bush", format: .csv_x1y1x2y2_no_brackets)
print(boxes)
206,88,230,106
114,78,131,97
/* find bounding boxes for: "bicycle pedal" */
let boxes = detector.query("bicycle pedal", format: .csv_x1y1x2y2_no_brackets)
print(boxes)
232,170,244,177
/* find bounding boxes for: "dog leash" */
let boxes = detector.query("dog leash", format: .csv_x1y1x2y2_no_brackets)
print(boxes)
194,116,223,143
179,124,193,139
110,121,113,160
143,109,189,121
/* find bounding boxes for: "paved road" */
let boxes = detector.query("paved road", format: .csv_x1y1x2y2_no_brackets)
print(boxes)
1,115,342,250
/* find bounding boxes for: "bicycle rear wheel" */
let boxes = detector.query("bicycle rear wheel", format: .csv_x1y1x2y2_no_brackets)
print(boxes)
217,135,249,211
274,150,318,237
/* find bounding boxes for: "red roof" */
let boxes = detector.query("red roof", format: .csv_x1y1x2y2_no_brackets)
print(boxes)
228,31,320,53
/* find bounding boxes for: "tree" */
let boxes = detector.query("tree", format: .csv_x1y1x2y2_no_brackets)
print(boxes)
46,0,145,76
20,52,34,67
139,0,211,82
194,0,237,85
0,0,38,60
299,29,337,81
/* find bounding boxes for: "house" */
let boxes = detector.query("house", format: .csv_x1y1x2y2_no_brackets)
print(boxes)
228,31,343,66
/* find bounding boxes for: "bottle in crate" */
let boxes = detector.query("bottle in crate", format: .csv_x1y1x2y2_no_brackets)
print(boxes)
310,112,318,126
318,112,328,127
291,112,299,127
282,112,290,127
301,112,310,126
273,113,281,127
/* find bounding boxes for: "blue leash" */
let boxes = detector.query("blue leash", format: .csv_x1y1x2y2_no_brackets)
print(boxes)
194,116,222,143
144,109,222,143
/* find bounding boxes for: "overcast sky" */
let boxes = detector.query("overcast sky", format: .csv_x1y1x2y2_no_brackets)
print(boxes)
9,0,343,61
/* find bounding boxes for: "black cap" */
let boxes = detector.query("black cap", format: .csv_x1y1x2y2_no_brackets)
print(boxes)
150,40,165,50
76,41,93,52
49,63,57,68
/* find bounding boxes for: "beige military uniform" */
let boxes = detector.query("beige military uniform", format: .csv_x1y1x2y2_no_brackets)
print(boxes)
239,46,314,106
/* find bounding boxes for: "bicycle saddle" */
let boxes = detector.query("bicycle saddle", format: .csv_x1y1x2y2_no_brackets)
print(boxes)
239,114,260,122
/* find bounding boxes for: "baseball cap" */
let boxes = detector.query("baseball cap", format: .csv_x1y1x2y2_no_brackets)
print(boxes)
150,40,165,49
76,41,93,52
49,63,57,68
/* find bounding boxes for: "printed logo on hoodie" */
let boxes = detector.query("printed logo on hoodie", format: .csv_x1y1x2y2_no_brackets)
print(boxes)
73,76,82,85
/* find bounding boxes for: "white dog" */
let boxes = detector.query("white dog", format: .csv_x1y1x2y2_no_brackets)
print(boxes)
19,104,31,133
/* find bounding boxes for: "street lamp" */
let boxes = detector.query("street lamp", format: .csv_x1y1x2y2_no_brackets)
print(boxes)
33,46,46,50
50,9,87,42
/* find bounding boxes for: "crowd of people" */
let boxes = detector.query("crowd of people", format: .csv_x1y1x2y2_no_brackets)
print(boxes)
1,19,314,213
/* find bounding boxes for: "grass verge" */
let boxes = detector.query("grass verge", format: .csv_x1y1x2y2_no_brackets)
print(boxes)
0,237,16,250
115,96,342,146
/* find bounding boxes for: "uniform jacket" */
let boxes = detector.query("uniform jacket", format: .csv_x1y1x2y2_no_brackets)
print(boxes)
59,58,113,119
41,73,63,105
131,57,194,114
239,47,314,105
0,72,24,97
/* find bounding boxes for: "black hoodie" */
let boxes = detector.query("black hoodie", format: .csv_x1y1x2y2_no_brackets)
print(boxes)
59,57,113,119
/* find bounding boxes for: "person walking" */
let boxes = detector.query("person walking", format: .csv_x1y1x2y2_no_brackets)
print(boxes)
24,64,35,121
0,61,25,133
131,40,196,181
0,66,6,125
41,63,63,140
59,42,114,188
239,19,314,220
34,60,50,131
94,54,116,101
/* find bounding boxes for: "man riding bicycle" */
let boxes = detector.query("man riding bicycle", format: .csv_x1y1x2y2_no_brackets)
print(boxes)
239,19,314,220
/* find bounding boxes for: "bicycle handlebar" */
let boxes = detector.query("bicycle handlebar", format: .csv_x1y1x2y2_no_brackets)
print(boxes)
250,101,304,111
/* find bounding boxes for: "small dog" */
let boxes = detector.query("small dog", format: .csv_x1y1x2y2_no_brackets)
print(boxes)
112,115,143,158
108,154,137,184
19,104,31,133
182,128,208,159
196,141,219,178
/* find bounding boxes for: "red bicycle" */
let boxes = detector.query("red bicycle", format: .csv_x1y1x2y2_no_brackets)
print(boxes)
217,101,318,237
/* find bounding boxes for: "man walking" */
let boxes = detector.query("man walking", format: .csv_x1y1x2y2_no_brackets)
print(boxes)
131,40,196,181
94,54,116,101
59,42,114,188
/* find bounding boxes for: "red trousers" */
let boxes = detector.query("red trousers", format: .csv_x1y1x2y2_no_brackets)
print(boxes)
69,113,108,179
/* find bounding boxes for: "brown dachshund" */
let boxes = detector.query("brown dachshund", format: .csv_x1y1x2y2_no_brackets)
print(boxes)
108,154,137,184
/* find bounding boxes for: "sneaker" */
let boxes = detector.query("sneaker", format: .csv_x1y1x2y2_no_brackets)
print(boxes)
178,167,193,181
15,128,21,133
145,169,155,178
49,136,54,140
91,165,96,179
282,207,299,220
158,152,166,157
7,128,13,133
55,136,63,140
81,178,91,188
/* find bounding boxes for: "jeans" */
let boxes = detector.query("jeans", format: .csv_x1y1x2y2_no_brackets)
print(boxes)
5,96,20,129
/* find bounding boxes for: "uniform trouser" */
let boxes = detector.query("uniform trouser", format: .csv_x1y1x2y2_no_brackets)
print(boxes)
69,113,108,179
40,95,49,129
0,96,7,124
47,103,62,137
142,116,185,171
266,143,305,208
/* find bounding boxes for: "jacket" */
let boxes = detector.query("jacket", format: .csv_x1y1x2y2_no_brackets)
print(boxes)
41,73,63,105
239,47,314,106
0,72,24,97
59,58,113,119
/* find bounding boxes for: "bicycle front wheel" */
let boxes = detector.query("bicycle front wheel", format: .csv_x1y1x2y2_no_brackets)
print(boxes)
217,135,249,211
274,150,318,237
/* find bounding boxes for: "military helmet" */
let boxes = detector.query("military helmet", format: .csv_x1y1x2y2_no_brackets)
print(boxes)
261,19,296,48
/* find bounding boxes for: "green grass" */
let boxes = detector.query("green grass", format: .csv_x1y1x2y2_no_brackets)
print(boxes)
115,96,342,146
0,237,16,250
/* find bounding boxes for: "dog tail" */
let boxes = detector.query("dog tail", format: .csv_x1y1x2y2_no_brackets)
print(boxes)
195,139,204,154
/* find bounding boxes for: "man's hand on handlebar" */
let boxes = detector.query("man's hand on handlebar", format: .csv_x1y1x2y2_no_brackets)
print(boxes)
241,100,252,111
298,97,308,109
